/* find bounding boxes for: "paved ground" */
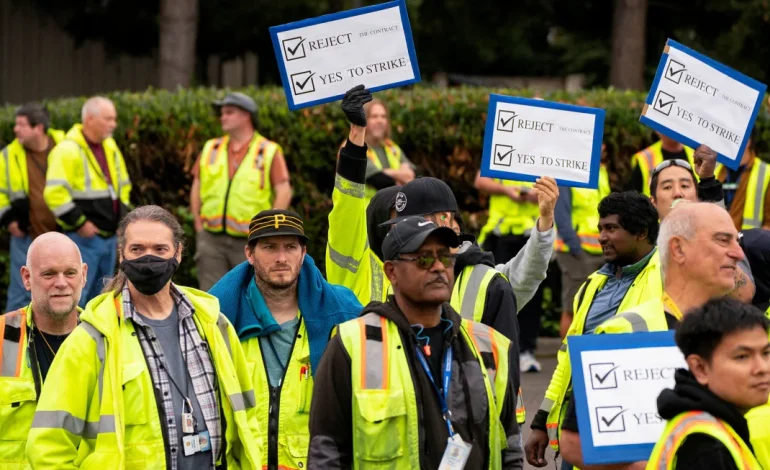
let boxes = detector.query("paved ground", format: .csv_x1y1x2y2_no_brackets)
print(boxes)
521,337,562,470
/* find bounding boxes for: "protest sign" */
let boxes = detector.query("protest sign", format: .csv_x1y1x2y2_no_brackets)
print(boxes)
480,94,605,188
270,0,420,110
568,331,687,464
640,39,766,170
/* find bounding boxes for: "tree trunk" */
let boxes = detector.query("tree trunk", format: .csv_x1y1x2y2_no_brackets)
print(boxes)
159,0,199,89
609,0,647,90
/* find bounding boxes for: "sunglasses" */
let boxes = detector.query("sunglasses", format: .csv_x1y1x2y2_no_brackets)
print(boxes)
651,159,693,179
394,253,458,270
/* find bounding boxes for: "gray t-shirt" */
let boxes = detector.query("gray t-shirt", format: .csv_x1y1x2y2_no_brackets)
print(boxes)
137,305,212,469
261,316,301,387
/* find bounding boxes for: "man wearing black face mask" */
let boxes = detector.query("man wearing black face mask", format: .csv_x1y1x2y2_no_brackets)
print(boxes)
28,205,262,469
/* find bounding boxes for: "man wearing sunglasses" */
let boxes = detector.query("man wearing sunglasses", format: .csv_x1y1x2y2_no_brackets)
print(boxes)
310,216,523,469
629,132,695,196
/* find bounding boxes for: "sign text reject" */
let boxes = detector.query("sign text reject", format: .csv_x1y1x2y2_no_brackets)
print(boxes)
640,39,766,170
480,95,605,189
270,0,420,110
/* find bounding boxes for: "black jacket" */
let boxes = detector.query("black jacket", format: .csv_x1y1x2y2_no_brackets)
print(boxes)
308,298,523,469
656,369,754,470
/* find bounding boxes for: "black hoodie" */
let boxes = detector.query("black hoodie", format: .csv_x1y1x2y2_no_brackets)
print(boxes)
366,185,402,262
655,369,753,470
308,298,523,469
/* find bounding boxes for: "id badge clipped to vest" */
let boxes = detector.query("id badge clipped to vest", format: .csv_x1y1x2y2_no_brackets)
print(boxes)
438,434,472,469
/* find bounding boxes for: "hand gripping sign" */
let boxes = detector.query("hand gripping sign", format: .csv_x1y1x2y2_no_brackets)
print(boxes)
568,331,687,465
270,0,420,110
640,39,767,170
480,94,605,188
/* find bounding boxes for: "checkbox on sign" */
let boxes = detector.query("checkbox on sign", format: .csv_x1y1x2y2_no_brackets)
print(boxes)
494,144,514,167
497,110,517,132
291,71,316,96
665,59,687,85
282,36,307,61
589,362,620,390
596,406,627,433
653,90,676,116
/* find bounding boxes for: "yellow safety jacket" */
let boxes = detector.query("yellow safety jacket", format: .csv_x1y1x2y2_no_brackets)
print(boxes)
241,315,313,470
450,263,526,424
0,129,65,228
478,180,539,246
338,312,511,469
632,141,695,197
646,411,762,469
716,158,770,229
326,173,390,306
555,166,610,255
199,133,281,237
26,287,261,469
541,250,662,451
44,124,131,234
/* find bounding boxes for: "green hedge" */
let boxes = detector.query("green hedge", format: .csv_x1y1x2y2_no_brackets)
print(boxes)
1,86,768,313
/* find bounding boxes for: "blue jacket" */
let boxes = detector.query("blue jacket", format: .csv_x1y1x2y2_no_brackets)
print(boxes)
209,255,362,374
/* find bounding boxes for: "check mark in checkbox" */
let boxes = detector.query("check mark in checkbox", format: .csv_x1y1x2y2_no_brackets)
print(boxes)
494,144,514,167
282,36,307,61
291,71,316,96
653,90,676,116
589,362,620,390
665,59,687,85
596,406,627,433
497,110,517,132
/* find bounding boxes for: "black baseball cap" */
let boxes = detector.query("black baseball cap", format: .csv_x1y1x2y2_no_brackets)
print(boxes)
382,217,461,261
248,209,308,245
212,92,258,127
380,177,458,226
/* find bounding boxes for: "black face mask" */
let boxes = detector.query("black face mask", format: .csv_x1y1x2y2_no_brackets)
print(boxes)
120,255,179,296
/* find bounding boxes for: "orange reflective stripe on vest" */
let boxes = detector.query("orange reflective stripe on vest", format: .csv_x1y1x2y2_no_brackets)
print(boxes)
0,309,27,377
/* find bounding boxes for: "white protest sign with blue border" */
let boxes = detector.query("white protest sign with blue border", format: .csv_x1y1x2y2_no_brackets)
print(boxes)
480,95,605,188
269,0,420,111
568,331,687,464
640,39,766,170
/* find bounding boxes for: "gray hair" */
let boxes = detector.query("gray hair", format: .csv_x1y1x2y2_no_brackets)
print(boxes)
657,203,700,281
81,96,113,122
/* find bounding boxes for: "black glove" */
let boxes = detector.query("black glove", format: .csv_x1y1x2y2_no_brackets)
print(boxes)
341,84,373,127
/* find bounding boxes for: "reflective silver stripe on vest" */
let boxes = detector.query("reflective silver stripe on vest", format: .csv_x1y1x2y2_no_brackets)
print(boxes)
71,190,111,200
369,253,384,302
80,322,106,405
45,179,74,192
334,174,366,199
51,201,76,217
539,397,555,412
362,314,386,389
559,342,567,352
1,313,23,377
468,322,497,398
225,219,250,234
31,410,116,437
618,312,648,332
745,162,768,229
229,389,257,412
458,265,495,320
656,412,720,470
328,245,360,274
217,314,232,358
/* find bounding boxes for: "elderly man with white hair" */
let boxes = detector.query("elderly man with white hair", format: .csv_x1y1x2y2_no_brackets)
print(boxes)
44,96,131,306
0,232,86,469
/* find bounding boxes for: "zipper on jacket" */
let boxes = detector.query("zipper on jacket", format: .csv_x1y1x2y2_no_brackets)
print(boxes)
260,317,302,470
220,180,233,234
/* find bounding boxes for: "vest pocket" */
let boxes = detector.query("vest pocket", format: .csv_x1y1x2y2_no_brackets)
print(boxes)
0,377,36,442
122,362,149,425
286,433,310,461
353,389,407,462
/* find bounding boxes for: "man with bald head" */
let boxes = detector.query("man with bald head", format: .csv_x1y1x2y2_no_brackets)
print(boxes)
0,232,85,468
45,96,131,306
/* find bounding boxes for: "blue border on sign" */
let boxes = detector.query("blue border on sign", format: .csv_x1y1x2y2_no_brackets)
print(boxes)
640,38,767,170
568,331,678,465
480,94,605,189
269,0,421,111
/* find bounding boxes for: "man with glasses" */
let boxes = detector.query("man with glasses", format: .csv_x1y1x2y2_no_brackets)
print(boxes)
309,216,524,469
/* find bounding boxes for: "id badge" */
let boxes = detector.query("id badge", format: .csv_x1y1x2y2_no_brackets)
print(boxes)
181,412,195,434
198,430,211,452
438,434,472,470
183,434,201,456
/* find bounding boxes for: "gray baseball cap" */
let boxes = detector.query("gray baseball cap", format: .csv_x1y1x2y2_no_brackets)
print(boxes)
212,92,257,114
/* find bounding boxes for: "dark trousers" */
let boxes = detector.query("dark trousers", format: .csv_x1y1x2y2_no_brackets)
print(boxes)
484,233,544,352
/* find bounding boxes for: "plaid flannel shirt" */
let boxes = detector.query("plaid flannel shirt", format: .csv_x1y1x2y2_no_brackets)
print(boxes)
122,284,222,469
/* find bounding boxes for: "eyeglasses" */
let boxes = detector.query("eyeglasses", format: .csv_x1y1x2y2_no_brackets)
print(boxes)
651,159,693,179
394,253,458,270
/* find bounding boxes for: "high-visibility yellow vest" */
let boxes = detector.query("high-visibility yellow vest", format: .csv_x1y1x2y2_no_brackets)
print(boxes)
241,316,312,470
366,139,403,202
541,250,662,451
44,124,132,233
647,411,761,470
26,288,261,469
478,180,539,246
632,141,695,197
716,158,770,229
0,129,65,225
338,313,510,469
199,133,281,237
450,264,526,424
555,166,610,255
